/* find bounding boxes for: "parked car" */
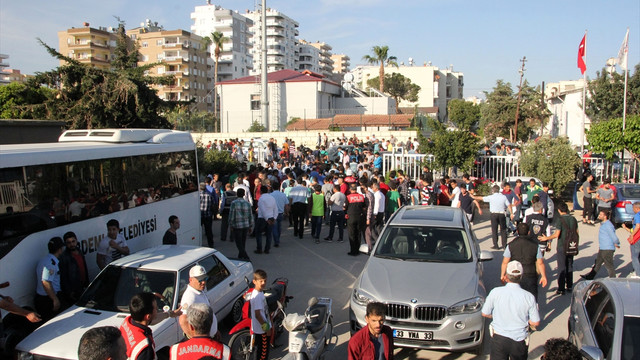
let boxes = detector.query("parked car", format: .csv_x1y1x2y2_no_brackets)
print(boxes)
349,206,493,353
611,183,640,228
568,278,640,360
16,245,253,360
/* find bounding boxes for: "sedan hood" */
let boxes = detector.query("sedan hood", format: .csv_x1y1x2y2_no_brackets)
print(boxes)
358,256,480,306
16,306,171,359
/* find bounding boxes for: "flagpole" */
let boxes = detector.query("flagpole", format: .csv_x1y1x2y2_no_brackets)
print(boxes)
581,30,587,155
621,27,629,181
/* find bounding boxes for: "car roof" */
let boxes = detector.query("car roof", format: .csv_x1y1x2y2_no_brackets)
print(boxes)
109,245,217,272
602,278,640,317
389,205,466,228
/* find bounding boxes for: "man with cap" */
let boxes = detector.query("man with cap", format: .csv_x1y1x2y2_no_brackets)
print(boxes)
482,260,540,360
179,265,218,339
35,236,66,321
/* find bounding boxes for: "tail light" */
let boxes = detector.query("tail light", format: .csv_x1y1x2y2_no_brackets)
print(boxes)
616,201,632,208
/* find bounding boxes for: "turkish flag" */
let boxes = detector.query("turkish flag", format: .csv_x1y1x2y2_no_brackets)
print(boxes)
577,35,586,75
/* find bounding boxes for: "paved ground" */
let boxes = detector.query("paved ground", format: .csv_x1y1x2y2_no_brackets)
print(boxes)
205,207,637,360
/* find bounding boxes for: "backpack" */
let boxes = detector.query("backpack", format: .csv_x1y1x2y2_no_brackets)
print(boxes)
426,186,437,205
559,216,579,256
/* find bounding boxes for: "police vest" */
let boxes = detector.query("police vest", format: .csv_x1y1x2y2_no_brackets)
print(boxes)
507,236,539,276
169,337,230,360
120,316,154,360
526,213,548,238
223,190,238,211
346,193,366,218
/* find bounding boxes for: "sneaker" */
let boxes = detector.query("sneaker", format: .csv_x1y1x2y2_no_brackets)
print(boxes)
315,239,320,244
337,239,344,243
555,290,565,295
628,272,640,279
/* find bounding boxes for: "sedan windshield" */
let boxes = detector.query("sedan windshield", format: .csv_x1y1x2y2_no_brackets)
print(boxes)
77,266,176,312
374,225,471,262
622,316,640,360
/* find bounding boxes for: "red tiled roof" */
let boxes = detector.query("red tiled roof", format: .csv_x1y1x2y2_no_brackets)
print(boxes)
286,114,413,131
398,106,438,115
219,69,337,85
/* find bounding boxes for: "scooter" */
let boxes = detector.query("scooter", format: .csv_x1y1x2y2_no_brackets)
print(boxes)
228,277,292,360
281,297,336,360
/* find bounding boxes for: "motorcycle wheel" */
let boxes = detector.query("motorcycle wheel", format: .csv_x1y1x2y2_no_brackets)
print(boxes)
272,311,285,340
228,329,252,360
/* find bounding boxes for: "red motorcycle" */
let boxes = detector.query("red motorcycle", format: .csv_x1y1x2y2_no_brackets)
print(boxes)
228,277,292,360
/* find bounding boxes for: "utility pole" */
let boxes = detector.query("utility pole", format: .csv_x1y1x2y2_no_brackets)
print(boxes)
513,56,527,143
260,0,269,131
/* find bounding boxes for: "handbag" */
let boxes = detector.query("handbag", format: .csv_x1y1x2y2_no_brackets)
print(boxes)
631,228,640,245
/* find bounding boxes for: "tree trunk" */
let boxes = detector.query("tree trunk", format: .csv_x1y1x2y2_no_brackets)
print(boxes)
213,58,218,132
379,62,384,93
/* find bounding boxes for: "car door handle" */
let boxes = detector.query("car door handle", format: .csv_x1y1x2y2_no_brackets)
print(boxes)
229,281,234,287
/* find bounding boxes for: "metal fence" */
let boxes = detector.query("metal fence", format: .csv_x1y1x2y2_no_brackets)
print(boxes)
473,156,524,182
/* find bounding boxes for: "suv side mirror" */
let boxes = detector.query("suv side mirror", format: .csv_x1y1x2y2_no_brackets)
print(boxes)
479,250,493,262
579,346,604,360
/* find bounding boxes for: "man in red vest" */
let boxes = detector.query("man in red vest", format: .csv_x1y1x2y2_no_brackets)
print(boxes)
120,292,181,360
170,303,230,360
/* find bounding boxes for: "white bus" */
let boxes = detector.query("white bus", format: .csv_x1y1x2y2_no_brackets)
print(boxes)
0,129,201,306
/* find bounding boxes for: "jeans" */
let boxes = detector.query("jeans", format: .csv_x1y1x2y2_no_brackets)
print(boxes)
255,218,272,252
593,249,616,277
490,213,508,248
505,211,516,232
201,215,213,247
311,215,323,238
631,241,640,275
231,227,249,259
327,210,345,240
557,253,574,291
220,210,230,241
271,213,283,245
583,197,593,221
291,202,307,237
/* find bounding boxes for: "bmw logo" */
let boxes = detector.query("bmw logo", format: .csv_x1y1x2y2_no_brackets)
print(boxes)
410,298,417,303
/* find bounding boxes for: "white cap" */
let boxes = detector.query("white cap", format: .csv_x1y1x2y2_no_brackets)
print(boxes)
506,260,523,276
189,265,207,280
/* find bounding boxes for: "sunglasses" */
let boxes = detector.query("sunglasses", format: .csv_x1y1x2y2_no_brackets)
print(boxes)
197,277,209,282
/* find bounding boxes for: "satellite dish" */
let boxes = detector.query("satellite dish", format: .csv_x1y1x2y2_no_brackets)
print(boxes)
344,73,354,82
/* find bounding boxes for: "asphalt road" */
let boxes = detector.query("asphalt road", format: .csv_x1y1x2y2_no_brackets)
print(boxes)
206,206,637,360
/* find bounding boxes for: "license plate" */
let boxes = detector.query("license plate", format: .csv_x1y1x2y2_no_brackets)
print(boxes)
393,329,433,340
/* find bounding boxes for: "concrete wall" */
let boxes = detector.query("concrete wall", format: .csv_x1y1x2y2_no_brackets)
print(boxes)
193,130,419,148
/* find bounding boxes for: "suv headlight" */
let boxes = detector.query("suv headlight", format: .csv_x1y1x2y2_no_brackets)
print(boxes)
448,296,484,315
17,352,34,360
352,288,375,306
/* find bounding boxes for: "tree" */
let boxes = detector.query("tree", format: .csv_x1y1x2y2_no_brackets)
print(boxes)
429,129,479,174
362,45,398,93
480,79,549,141
198,147,241,176
29,22,174,129
367,73,420,113
587,115,640,160
585,64,640,123
447,99,480,131
519,136,580,193
247,120,266,132
166,108,216,132
0,82,52,119
202,31,227,132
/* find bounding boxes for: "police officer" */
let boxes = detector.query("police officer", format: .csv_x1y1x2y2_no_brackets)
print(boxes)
35,237,65,322
170,303,230,360
501,223,548,302
345,183,366,256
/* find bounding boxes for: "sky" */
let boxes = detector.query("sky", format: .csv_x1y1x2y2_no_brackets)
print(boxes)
1,0,639,98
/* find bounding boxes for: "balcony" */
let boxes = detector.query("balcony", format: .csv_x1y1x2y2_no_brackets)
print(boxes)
163,42,188,49
213,21,232,29
164,56,188,63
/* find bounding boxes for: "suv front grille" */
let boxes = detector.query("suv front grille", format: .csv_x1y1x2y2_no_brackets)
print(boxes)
415,306,447,321
386,303,411,319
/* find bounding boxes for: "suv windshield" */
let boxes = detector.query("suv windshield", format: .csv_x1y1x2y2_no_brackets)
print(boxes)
77,266,176,312
374,225,471,262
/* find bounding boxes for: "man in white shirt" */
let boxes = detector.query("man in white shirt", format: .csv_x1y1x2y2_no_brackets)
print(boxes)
372,182,386,242
233,174,253,207
179,265,218,338
97,219,130,270
255,186,277,254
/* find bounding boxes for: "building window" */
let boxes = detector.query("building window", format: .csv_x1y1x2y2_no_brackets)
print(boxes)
130,34,136,40
157,40,163,46
142,55,149,62
142,42,148,48
250,94,260,110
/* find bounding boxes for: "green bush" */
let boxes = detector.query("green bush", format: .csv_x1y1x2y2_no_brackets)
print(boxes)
197,147,240,177
519,136,580,193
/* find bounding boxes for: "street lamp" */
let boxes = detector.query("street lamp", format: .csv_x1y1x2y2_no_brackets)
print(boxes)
514,56,527,142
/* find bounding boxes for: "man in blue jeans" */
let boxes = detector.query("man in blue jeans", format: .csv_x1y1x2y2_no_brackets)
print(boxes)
622,202,640,278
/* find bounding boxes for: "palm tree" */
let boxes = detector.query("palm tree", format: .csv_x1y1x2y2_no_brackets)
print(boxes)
362,45,398,93
202,31,227,132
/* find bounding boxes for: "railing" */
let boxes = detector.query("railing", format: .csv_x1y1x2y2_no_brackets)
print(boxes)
582,156,639,183
382,150,440,181
0,181,26,212
473,156,523,183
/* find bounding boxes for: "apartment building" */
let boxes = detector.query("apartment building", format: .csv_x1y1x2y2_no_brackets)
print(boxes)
331,54,350,74
297,42,321,73
127,22,210,112
190,3,253,81
349,63,464,121
243,8,299,75
544,79,591,147
0,54,9,84
299,40,333,77
57,24,117,69
2,69,30,84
